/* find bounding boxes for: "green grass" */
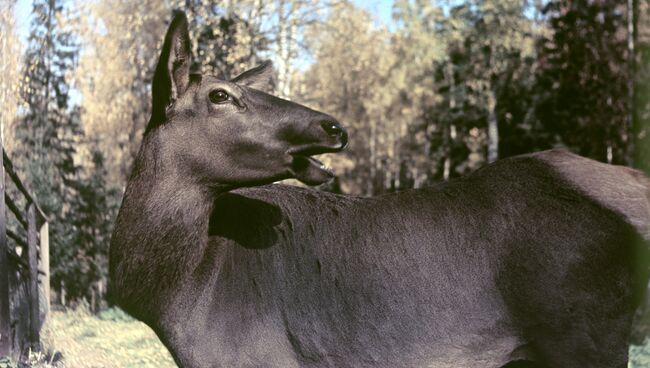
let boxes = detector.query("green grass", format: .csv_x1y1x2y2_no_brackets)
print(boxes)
40,307,176,368
4,307,649,367
631,339,650,368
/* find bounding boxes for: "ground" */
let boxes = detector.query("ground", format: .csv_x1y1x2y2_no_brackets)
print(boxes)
631,341,650,368
3,307,650,367
38,307,175,368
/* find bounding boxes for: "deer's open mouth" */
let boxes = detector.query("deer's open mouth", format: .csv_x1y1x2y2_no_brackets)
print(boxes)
290,156,334,185
288,145,343,186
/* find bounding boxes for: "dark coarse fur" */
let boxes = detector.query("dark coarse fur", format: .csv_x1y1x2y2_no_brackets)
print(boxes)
109,11,650,368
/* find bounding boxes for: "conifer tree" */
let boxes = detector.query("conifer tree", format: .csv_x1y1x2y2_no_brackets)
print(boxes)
535,0,630,164
64,151,120,303
15,0,83,302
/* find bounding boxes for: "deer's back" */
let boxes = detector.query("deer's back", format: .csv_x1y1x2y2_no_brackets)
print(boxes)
164,150,650,367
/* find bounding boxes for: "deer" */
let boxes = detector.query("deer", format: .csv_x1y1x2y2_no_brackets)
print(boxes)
109,11,650,368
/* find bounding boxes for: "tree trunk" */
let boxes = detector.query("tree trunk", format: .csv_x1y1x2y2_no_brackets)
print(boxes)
276,0,298,98
626,0,637,166
444,61,456,180
487,88,499,163
60,280,66,306
368,119,376,195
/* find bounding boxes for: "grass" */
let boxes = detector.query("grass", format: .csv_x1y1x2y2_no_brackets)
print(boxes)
3,306,650,367
38,306,176,368
631,339,650,368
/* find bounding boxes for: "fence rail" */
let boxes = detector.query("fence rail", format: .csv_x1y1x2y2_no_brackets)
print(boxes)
0,138,49,360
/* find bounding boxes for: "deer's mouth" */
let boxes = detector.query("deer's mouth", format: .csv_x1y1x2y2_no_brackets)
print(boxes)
288,145,343,186
290,156,333,185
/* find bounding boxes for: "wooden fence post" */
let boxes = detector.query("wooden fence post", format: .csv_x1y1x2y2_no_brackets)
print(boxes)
39,221,49,313
0,137,11,357
26,203,40,350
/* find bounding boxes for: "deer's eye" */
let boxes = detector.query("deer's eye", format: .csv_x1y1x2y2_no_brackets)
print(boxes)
209,89,230,104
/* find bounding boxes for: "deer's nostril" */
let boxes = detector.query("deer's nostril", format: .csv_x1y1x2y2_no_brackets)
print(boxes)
320,121,344,137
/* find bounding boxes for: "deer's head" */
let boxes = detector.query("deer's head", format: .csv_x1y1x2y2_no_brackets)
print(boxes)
145,11,347,188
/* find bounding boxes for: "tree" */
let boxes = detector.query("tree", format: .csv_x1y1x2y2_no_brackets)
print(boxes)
392,0,535,184
75,0,168,184
535,0,630,164
299,1,397,195
633,0,650,175
0,0,22,153
63,150,120,306
175,0,270,80
469,0,534,162
392,0,451,185
177,0,329,96
14,0,84,303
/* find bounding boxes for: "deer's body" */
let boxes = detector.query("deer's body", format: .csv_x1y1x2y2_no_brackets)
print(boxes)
110,12,650,368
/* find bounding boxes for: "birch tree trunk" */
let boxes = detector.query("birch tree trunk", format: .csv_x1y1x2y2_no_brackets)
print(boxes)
487,87,499,163
276,0,299,98
443,61,456,180
368,118,376,195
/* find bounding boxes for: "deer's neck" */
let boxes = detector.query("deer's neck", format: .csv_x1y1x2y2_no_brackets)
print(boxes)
110,137,220,323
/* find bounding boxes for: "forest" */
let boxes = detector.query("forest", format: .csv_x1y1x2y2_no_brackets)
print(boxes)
0,0,649,314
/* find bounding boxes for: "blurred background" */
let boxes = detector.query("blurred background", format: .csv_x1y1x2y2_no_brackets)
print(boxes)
1,0,650,366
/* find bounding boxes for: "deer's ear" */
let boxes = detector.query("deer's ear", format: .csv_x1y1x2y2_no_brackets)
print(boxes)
231,61,275,92
150,11,191,127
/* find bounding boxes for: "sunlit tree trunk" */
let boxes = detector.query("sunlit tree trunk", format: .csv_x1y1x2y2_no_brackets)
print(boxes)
276,0,299,98
487,87,499,163
368,119,376,195
444,61,456,180
247,0,265,66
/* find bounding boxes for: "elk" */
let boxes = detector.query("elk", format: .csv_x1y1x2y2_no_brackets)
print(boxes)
109,11,650,368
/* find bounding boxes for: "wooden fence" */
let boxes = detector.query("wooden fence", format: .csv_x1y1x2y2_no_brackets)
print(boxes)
0,137,50,360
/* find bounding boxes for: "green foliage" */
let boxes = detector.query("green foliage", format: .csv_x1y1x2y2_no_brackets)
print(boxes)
179,0,270,79
301,0,642,196
535,0,631,163
13,0,120,306
302,0,540,194
56,151,120,302
633,1,650,174
14,0,82,302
